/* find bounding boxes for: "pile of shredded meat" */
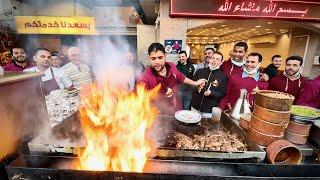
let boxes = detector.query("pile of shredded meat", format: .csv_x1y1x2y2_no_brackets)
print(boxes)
173,130,247,152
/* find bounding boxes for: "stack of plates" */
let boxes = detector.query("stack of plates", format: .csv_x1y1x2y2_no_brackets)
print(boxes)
291,105,320,123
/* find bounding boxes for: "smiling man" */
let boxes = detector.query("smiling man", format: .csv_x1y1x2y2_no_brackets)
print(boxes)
138,43,206,115
176,51,195,110
264,55,282,80
220,52,268,110
62,47,93,89
269,55,307,103
190,51,228,113
3,47,34,71
220,42,248,79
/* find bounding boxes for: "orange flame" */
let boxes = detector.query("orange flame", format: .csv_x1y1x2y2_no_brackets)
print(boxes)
77,84,160,172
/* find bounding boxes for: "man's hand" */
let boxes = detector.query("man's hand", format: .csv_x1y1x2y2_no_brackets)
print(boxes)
166,88,174,98
259,73,269,81
204,90,211,96
197,80,206,93
195,79,207,86
252,86,260,94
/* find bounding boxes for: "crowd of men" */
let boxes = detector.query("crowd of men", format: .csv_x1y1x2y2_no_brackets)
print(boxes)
2,47,92,96
1,42,319,115
169,42,319,114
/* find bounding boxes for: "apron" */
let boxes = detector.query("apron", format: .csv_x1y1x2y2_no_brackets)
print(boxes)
42,67,60,96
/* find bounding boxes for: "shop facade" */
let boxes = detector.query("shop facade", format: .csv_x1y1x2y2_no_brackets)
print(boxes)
149,0,320,78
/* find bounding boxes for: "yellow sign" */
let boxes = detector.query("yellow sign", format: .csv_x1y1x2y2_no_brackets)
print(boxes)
14,16,97,35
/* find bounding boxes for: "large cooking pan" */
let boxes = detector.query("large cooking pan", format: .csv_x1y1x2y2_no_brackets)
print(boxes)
155,113,266,162
28,113,266,162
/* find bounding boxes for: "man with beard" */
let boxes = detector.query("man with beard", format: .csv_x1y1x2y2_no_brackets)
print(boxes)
24,48,73,95
264,55,282,80
0,49,12,66
194,47,214,73
190,51,227,113
220,42,248,79
220,53,268,110
138,43,206,115
176,50,195,110
3,47,34,71
297,75,320,109
269,56,307,103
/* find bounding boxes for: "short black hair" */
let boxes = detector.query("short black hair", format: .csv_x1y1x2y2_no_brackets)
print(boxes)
34,48,50,56
51,51,60,57
205,47,215,52
148,43,165,55
272,55,281,61
248,52,263,62
213,51,224,61
234,42,248,52
10,47,25,55
286,55,303,66
179,50,187,56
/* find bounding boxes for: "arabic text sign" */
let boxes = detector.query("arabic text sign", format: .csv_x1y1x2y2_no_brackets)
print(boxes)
170,0,320,21
15,16,97,35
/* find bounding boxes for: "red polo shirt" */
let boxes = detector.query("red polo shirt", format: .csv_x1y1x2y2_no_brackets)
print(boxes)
220,72,269,110
220,59,243,79
138,62,186,114
268,74,307,104
3,61,35,72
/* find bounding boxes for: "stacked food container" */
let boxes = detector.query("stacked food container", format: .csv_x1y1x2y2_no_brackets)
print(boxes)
248,90,294,147
284,105,320,145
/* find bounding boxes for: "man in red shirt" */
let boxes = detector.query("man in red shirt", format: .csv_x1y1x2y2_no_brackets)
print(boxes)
138,43,206,115
269,56,307,104
220,52,268,110
3,47,34,71
296,75,320,109
220,42,248,79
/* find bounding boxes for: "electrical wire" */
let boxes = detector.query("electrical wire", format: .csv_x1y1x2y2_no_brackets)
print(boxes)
73,0,77,16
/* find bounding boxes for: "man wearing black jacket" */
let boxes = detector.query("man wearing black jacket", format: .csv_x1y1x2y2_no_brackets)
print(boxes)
176,51,195,109
190,51,228,113
264,55,281,80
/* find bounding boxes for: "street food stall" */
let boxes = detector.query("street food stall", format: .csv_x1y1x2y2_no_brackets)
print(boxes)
1,0,320,178
2,86,320,179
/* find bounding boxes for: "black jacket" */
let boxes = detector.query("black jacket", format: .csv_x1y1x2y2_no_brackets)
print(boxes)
190,68,228,113
176,61,195,91
264,64,278,80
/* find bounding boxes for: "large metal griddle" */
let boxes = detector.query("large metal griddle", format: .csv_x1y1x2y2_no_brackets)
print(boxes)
154,113,265,162
28,112,266,162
